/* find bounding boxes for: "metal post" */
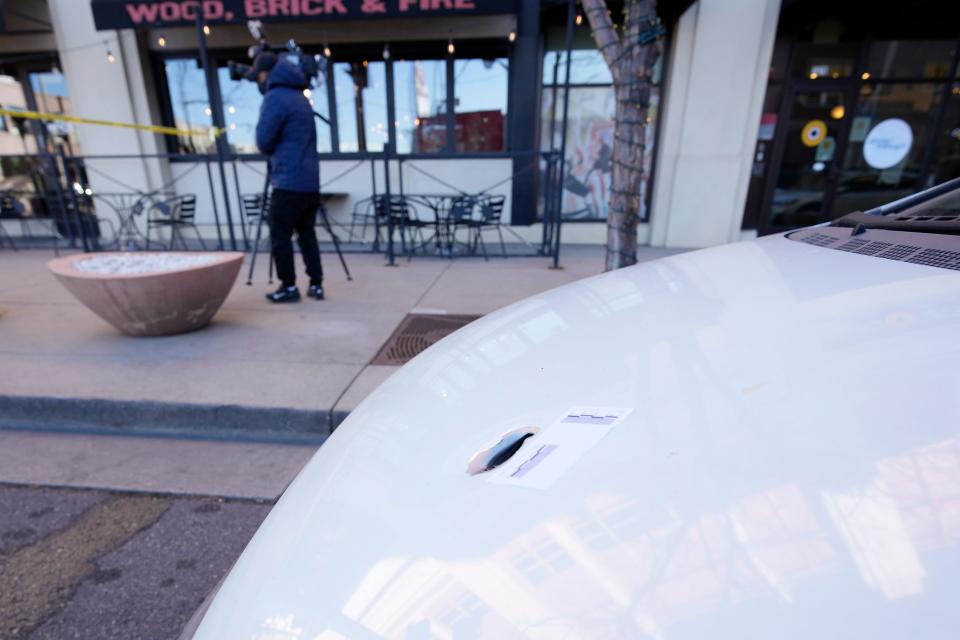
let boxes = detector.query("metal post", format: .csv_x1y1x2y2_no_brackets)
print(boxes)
231,158,250,249
56,142,91,252
196,15,238,250
542,47,562,252
203,158,225,249
369,156,380,251
46,150,75,249
445,47,456,153
552,0,576,269
384,59,398,266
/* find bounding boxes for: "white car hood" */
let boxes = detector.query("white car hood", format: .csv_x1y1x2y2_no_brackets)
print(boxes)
195,234,960,639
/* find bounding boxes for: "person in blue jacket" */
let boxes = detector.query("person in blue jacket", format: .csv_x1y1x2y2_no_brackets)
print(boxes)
249,52,324,302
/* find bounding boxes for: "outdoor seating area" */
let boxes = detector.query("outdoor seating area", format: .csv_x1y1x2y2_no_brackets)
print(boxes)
347,192,519,260
0,175,546,263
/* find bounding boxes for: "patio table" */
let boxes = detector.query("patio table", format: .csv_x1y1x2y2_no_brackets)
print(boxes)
402,193,472,256
92,192,152,250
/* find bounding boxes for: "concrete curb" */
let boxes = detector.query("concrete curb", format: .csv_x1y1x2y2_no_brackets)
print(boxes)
0,395,350,444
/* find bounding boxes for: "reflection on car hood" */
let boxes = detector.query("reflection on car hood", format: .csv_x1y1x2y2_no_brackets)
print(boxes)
194,234,960,640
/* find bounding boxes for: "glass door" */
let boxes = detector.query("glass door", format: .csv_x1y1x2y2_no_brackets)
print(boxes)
765,85,855,230
831,82,945,218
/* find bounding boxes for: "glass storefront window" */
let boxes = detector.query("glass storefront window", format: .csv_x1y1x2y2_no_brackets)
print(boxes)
541,85,615,220
865,40,956,79
393,60,446,153
30,70,81,155
164,58,215,154
0,75,36,157
832,82,943,217
216,66,332,155
453,58,508,152
929,84,960,185
767,89,847,228
334,61,387,153
539,44,661,222
543,50,613,85
791,43,858,79
218,67,260,154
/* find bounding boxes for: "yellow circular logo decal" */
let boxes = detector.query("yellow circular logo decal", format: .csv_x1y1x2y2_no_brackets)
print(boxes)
801,119,827,147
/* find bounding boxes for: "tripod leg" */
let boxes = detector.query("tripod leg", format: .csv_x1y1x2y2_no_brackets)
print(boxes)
246,169,272,285
318,203,352,281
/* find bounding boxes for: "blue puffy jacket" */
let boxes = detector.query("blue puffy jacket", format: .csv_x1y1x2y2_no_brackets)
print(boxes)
255,61,319,193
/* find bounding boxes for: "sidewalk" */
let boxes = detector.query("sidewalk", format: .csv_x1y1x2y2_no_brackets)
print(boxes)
0,245,680,441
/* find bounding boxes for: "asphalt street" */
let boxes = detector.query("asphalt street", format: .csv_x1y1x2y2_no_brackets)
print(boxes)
0,484,272,640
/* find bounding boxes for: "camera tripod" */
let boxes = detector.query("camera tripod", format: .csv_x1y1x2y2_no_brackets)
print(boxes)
245,163,352,286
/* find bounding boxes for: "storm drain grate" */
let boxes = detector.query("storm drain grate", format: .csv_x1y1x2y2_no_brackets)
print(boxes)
372,314,482,365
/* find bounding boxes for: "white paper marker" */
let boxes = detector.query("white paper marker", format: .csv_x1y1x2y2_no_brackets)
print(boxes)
486,407,632,490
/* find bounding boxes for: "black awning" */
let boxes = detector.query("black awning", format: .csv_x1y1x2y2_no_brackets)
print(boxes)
90,0,517,31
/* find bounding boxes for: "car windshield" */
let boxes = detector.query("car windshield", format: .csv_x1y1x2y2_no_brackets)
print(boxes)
897,187,960,218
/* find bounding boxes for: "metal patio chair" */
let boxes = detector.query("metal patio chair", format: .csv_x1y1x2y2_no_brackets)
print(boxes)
242,192,270,249
454,194,507,260
0,192,21,250
146,193,207,250
347,195,378,244
375,195,433,259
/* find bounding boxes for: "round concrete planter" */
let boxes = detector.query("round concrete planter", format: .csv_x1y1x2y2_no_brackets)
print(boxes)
48,252,244,337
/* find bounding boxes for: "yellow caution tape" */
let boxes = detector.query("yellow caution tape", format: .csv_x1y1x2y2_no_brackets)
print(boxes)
0,107,225,139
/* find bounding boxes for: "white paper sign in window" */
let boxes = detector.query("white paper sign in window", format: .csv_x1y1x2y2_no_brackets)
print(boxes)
863,118,913,170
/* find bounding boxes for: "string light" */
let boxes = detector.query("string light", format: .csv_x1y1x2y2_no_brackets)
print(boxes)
382,43,390,60
106,48,116,63
203,24,211,35
447,39,455,55
508,31,516,43
303,88,312,98
323,43,331,57
576,13,583,25
157,34,167,47
861,72,871,80
227,105,236,114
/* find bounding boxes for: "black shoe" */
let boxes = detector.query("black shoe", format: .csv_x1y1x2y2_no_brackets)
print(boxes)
307,284,325,300
266,286,300,303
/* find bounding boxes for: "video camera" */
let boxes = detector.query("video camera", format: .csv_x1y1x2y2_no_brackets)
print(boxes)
227,21,325,87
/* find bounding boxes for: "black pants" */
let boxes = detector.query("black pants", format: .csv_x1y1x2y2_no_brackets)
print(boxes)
269,189,323,288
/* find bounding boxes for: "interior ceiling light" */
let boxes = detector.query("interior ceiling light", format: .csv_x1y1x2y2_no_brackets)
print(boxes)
447,39,455,55
157,34,167,47
508,31,516,43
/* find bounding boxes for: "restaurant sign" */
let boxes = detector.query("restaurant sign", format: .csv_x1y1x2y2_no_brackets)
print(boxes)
91,0,516,30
